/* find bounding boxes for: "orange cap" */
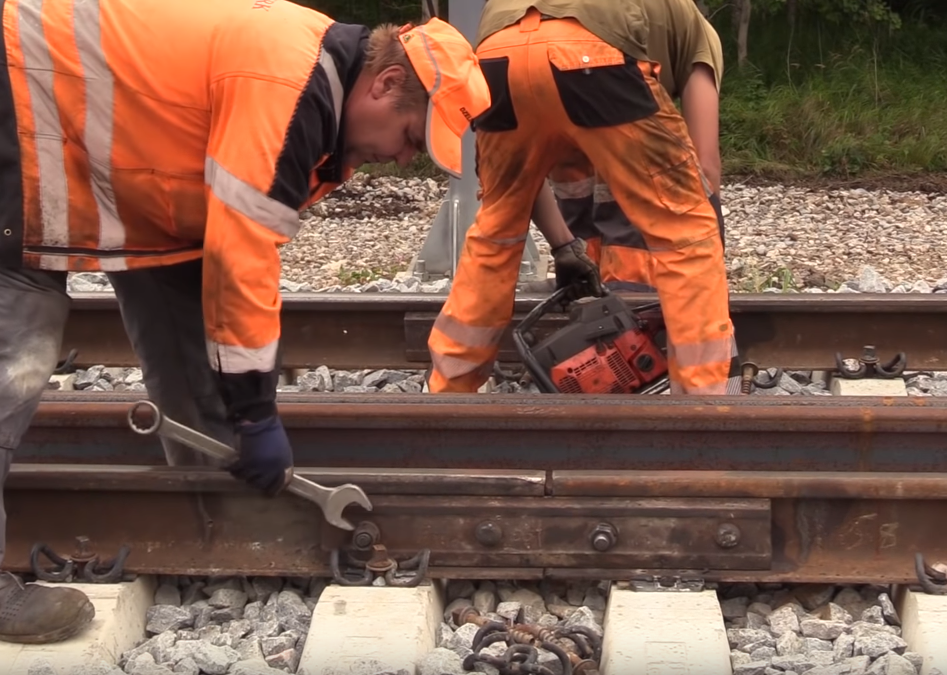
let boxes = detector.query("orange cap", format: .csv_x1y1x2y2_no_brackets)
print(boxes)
398,18,492,179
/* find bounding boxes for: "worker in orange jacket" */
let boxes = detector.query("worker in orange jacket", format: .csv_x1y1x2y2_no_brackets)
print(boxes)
0,0,489,644
427,0,741,397
541,0,727,291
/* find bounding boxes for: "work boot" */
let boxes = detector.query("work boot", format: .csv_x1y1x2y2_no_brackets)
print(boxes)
0,573,95,643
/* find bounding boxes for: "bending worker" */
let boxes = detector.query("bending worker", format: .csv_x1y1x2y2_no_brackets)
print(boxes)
540,0,727,292
0,0,489,644
427,0,741,396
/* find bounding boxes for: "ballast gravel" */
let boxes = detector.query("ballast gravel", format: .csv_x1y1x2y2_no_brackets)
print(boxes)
719,582,922,675
52,360,947,398
119,575,323,675
56,173,947,294
107,577,605,675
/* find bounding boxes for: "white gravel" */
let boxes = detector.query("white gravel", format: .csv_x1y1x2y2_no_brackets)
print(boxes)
720,582,922,675
287,177,947,292
59,175,947,293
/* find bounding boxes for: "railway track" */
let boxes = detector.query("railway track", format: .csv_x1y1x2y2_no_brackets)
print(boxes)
8,394,947,586
7,292,947,674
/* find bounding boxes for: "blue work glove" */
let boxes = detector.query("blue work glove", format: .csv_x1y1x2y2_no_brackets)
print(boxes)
228,416,294,497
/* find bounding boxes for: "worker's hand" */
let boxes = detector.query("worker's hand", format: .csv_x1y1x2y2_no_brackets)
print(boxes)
228,415,294,497
552,237,604,300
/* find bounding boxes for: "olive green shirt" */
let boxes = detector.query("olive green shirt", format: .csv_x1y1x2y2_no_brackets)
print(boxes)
642,0,724,97
477,0,724,98
476,0,651,63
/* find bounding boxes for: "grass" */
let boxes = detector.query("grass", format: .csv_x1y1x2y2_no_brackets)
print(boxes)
356,154,443,180
730,264,799,293
717,13,947,179
335,264,408,286
719,49,947,179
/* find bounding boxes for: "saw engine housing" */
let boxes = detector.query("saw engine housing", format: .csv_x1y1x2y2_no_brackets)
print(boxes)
513,287,669,395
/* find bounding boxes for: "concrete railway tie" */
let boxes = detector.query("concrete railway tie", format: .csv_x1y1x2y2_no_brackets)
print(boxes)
1,576,946,675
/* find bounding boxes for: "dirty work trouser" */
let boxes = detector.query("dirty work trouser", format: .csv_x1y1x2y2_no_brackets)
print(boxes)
427,9,741,395
548,162,727,292
0,260,233,569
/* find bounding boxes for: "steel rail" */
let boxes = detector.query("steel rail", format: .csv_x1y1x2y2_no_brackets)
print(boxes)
20,392,947,470
5,464,947,584
9,394,947,583
61,291,947,370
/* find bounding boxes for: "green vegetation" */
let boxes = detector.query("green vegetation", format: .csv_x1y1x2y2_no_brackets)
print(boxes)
302,1,947,184
335,264,406,286
714,2,947,180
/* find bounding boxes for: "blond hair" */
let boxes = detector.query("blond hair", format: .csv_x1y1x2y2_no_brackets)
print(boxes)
365,24,428,112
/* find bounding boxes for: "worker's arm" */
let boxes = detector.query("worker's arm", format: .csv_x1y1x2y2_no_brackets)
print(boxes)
531,182,574,248
531,181,604,298
203,67,325,495
680,63,721,196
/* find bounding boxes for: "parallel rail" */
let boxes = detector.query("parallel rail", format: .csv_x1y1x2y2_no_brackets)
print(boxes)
8,394,947,585
62,292,947,370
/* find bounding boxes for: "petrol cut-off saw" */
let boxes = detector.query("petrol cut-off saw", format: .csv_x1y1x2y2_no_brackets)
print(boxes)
512,286,670,395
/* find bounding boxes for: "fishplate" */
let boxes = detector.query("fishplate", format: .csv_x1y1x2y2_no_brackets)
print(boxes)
321,496,771,571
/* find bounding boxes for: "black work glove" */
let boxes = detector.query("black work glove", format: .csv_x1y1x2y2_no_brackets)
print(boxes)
552,237,604,299
227,415,294,497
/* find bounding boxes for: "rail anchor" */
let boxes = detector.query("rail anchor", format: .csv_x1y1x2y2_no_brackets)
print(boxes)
53,348,79,375
329,522,430,588
915,552,947,596
835,345,907,379
30,536,133,583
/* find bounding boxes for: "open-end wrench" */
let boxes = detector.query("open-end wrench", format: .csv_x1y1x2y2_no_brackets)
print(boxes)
126,400,372,531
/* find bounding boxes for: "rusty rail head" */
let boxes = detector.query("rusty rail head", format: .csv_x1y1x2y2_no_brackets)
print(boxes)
21,392,947,472
66,291,947,313
30,390,947,431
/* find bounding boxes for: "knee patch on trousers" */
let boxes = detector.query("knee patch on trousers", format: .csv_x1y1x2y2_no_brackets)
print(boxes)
472,57,518,133
546,44,659,128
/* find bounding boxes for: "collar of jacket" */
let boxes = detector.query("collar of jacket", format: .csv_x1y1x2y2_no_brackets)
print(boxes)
315,21,369,185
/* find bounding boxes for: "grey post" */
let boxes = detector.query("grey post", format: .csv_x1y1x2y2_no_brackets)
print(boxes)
408,0,547,283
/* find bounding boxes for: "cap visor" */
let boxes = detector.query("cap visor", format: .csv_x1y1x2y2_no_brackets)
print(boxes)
426,97,463,179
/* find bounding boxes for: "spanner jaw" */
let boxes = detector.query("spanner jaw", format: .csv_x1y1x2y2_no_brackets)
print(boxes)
321,485,374,531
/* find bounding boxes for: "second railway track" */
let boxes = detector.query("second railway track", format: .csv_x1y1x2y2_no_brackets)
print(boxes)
58,291,947,372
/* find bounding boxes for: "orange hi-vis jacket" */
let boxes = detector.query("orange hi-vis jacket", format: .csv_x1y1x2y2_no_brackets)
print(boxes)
0,0,360,419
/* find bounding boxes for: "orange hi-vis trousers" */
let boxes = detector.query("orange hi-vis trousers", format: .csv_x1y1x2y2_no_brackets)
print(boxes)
548,159,727,293
428,9,741,395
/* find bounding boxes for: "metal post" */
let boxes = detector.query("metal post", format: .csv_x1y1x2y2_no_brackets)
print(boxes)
409,0,547,284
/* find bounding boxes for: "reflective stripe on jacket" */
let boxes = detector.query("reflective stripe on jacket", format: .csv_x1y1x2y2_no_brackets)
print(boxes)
0,0,360,384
